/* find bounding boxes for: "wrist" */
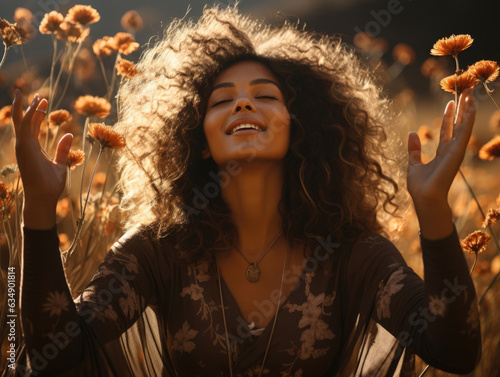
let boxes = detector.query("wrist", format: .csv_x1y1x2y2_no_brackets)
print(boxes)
23,200,57,230
413,200,454,240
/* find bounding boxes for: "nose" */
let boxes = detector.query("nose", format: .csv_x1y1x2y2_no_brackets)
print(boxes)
232,97,255,114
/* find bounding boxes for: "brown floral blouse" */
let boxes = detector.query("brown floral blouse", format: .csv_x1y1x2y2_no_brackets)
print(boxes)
10,226,481,377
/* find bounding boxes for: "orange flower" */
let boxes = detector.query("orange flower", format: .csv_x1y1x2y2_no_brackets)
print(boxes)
56,22,89,43
65,5,100,26
460,230,491,254
478,135,500,161
92,37,113,57
14,8,34,23
468,60,499,84
0,181,15,220
0,19,28,47
439,72,477,94
121,10,143,32
115,56,138,78
74,95,111,118
39,11,64,34
88,123,126,149
49,109,71,127
482,208,500,228
392,43,415,65
0,105,12,126
108,32,139,55
66,150,85,169
431,34,473,57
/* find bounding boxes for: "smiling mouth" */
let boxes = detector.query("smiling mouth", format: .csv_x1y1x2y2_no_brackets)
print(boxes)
227,123,266,135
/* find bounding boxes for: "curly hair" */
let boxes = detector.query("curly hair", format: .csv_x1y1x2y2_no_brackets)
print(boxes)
114,5,408,263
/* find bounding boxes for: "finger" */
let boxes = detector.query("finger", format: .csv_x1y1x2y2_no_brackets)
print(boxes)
408,131,422,165
454,89,476,140
12,89,23,135
439,100,454,144
20,94,41,138
32,99,48,135
54,133,73,165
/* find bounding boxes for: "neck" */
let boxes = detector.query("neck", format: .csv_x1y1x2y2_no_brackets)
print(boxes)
220,160,285,257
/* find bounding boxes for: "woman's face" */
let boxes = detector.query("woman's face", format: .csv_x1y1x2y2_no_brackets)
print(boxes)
203,60,291,166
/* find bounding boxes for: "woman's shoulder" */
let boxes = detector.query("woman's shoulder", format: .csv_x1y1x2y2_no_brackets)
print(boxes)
345,231,408,278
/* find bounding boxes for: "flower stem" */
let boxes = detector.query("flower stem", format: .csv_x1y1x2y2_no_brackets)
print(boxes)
0,43,8,70
458,168,500,255
48,35,58,112
479,271,499,306
54,39,84,110
469,253,478,275
98,55,110,90
483,83,500,110
105,53,120,101
49,41,72,114
66,146,104,255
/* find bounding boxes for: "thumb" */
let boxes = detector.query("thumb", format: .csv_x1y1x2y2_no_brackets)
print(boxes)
408,131,422,165
54,133,74,165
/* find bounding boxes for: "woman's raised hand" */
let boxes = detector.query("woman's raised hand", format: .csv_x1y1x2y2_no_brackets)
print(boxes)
407,88,476,239
12,90,73,229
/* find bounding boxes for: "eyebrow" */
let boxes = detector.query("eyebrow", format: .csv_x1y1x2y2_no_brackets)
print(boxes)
211,78,281,93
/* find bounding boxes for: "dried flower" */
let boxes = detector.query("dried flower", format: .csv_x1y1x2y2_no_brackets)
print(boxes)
0,18,28,47
431,34,473,57
88,123,126,149
0,164,18,178
92,36,113,57
482,208,500,228
121,10,143,32
439,72,477,94
14,8,34,23
67,150,85,169
49,109,71,127
115,56,138,78
65,5,100,26
0,105,12,126
74,95,111,118
39,11,64,34
0,181,15,220
478,135,500,161
392,43,415,65
460,230,491,254
56,22,89,43
468,60,499,85
108,32,139,55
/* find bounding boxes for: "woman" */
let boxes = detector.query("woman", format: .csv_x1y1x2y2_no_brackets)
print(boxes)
9,6,480,377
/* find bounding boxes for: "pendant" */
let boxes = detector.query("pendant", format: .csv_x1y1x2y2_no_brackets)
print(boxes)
246,263,260,283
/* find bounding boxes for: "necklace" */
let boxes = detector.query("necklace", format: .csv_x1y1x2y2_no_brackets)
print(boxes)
217,244,288,377
234,231,282,283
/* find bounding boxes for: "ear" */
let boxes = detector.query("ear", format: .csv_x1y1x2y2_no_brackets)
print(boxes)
201,145,211,159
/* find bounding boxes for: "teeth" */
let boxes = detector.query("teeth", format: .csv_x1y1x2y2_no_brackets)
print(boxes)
231,124,262,134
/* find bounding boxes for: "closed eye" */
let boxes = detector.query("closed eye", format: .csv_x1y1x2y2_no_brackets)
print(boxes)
211,99,232,107
256,95,277,100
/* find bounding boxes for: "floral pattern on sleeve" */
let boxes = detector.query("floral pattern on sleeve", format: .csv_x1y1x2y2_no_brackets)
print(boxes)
376,266,406,320
42,291,70,317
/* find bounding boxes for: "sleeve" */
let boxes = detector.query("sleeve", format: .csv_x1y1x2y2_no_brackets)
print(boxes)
344,228,481,374
19,225,159,376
